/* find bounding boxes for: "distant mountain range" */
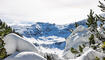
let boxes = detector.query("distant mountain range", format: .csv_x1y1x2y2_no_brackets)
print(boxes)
11,20,87,39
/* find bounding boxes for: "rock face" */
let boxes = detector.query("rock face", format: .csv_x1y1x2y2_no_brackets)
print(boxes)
63,25,91,59
4,51,46,60
3,33,38,55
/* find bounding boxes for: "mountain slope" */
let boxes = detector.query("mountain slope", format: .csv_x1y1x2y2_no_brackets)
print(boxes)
11,20,87,39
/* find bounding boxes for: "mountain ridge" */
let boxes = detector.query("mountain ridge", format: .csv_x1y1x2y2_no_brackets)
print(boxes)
11,20,87,39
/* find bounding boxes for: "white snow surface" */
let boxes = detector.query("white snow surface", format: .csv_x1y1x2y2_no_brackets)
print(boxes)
4,51,46,60
24,36,66,60
76,49,105,60
3,33,47,60
3,33,38,55
63,25,92,59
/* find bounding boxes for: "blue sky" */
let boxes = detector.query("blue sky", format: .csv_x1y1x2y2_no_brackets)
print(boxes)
0,0,102,25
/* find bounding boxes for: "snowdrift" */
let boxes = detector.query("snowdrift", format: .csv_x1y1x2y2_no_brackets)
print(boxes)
3,33,46,60
4,51,46,60
3,33,38,55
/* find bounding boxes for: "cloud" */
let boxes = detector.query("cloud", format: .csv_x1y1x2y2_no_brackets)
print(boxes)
0,0,102,25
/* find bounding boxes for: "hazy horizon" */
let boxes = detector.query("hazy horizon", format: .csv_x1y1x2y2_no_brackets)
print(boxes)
0,0,102,25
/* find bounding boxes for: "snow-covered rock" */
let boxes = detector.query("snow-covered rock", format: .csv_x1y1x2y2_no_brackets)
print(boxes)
63,25,91,59
3,33,38,55
76,49,105,60
4,51,46,60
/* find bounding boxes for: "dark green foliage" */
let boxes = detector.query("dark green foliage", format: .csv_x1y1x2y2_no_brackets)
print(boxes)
44,54,52,60
0,19,22,59
70,47,79,54
0,20,12,59
101,42,105,51
95,56,100,60
0,48,7,59
96,14,105,24
79,45,83,53
44,53,57,60
96,1,105,41
98,1,105,12
86,10,97,30
82,44,85,48
103,57,105,60
70,45,84,57
0,21,13,38
0,20,22,38
0,38,7,59
91,45,97,50
89,34,95,46
96,32,102,40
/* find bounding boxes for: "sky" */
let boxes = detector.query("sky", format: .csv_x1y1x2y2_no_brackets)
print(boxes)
0,0,103,25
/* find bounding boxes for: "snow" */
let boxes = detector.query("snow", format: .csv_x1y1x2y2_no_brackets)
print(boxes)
3,33,47,60
63,25,105,60
24,36,66,59
5,20,105,60
63,25,91,59
11,21,86,39
10,21,86,57
76,49,105,60
8,21,87,60
3,33,38,55
3,21,105,60
4,51,46,60
3,33,17,55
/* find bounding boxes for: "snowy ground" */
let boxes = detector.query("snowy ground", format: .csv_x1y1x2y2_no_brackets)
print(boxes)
23,36,66,58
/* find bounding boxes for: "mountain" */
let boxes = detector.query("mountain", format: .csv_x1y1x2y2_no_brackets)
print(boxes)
2,19,105,60
11,20,87,53
11,20,87,39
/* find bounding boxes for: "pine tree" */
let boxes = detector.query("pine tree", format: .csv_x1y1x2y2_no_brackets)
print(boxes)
79,45,83,53
86,9,98,32
98,1,105,12
96,1,105,41
69,0,105,58
0,19,21,59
